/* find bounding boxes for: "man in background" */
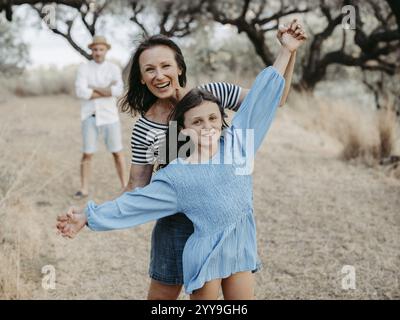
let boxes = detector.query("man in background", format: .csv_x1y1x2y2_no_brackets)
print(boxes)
74,35,126,198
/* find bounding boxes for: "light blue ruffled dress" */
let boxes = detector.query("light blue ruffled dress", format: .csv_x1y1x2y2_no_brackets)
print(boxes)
85,66,285,294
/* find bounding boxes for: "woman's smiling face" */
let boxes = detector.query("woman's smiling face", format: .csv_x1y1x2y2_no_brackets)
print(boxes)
139,45,182,99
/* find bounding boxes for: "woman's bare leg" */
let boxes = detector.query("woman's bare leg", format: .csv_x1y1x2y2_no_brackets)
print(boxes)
147,279,183,300
221,271,255,300
190,278,221,300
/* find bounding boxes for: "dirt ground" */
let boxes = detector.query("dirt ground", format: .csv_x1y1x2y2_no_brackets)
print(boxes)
0,94,399,299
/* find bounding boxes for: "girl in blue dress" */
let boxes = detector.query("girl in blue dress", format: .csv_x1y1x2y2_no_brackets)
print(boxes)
57,30,306,299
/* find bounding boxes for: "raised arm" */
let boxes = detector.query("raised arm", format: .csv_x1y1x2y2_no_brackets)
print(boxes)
272,47,292,76
237,19,306,108
231,66,286,154
276,19,305,106
230,20,307,154
278,51,296,106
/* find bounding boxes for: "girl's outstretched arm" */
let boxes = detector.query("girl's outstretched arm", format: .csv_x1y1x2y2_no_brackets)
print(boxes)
56,170,178,238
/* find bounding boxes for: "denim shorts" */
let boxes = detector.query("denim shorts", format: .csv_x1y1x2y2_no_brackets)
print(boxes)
149,213,194,285
82,116,123,153
148,213,262,285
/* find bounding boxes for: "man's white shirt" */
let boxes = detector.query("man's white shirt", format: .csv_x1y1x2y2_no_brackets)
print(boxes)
75,60,124,126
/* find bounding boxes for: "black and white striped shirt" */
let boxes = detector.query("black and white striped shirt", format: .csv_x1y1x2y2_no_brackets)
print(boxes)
130,82,242,165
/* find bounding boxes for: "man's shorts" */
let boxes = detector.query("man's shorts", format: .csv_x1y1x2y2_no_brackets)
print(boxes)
81,115,123,154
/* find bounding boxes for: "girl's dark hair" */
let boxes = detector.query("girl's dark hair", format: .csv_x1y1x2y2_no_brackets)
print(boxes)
158,88,228,168
120,34,187,116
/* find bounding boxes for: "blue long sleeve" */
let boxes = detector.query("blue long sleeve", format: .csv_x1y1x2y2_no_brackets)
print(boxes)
85,170,179,231
231,66,285,153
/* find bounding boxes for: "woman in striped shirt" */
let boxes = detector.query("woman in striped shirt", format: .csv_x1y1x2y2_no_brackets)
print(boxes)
87,21,301,299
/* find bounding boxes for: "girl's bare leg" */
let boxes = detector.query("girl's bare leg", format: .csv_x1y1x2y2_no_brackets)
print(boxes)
190,278,221,300
221,271,255,300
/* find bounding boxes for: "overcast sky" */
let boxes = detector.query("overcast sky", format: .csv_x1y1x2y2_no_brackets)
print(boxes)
15,4,136,69
22,27,133,68
13,4,236,69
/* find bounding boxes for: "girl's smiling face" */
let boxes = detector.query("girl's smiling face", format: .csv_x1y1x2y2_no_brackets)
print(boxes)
139,45,182,99
181,101,223,148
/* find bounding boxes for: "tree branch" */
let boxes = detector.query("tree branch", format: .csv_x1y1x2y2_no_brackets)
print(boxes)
254,7,309,25
206,0,309,66
30,3,92,60
1,0,84,20
129,0,149,37
158,1,201,38
240,0,251,20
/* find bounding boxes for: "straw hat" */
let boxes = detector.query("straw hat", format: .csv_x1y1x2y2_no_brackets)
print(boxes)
88,35,111,50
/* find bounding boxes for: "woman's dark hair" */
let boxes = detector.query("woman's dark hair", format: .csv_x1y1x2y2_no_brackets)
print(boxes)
120,34,187,116
158,88,228,168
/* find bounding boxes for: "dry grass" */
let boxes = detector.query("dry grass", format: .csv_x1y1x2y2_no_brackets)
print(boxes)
340,107,398,165
0,128,42,299
13,65,77,97
0,112,78,299
0,199,41,299
286,91,400,168
377,106,398,159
